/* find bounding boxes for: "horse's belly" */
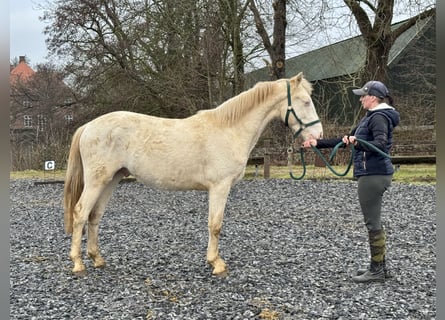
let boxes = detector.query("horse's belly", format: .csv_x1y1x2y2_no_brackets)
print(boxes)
134,172,208,191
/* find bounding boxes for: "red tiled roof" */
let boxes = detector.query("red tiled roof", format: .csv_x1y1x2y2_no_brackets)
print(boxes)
10,56,35,85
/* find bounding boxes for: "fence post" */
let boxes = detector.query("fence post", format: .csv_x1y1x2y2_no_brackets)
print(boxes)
264,138,271,179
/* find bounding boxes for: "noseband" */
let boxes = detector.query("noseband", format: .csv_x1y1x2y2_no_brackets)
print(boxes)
284,80,320,139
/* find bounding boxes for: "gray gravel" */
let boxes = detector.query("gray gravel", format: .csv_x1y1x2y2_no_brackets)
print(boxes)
10,178,435,319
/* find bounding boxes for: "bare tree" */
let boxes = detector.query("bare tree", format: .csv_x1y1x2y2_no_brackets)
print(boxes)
343,0,435,83
249,0,287,80
42,0,231,119
215,0,247,94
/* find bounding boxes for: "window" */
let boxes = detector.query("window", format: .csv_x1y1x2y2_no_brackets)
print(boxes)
64,114,73,125
64,98,73,105
37,115,47,132
23,115,32,127
23,100,32,108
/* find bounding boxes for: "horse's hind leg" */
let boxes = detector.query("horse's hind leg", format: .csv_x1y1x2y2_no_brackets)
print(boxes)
70,184,106,273
87,174,122,269
207,183,231,276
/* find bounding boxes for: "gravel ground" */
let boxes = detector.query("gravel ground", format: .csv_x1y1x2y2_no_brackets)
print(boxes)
10,178,435,319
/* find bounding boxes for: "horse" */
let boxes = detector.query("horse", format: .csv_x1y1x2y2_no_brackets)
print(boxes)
63,72,323,276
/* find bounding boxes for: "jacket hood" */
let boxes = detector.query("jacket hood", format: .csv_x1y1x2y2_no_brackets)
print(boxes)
368,104,400,128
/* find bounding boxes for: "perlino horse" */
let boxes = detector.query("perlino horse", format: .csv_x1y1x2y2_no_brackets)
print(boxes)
63,72,323,276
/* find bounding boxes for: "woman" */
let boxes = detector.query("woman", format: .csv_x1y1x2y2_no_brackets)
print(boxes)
303,80,400,283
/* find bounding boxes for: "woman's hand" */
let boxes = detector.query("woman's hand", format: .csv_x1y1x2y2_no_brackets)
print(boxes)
302,138,317,148
342,135,358,145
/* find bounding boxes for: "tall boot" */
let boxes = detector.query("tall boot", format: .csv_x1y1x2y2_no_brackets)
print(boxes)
352,229,387,283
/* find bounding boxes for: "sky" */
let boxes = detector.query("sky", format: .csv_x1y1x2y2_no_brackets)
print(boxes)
10,0,48,67
9,0,426,69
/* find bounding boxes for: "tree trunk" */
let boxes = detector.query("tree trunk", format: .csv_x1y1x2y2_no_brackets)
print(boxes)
271,0,286,79
249,0,287,80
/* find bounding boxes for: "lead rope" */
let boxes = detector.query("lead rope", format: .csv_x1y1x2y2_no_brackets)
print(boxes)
288,138,391,180
287,146,306,180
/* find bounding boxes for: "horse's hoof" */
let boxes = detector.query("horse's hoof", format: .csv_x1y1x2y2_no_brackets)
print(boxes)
212,263,228,277
74,270,87,277
93,258,106,269
213,269,228,278
72,268,87,277
94,262,106,269
72,263,86,274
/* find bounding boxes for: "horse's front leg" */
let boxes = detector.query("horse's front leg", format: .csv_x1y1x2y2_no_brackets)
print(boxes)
207,183,231,276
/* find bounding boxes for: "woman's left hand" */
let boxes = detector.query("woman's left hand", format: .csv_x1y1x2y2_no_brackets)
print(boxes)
302,139,317,148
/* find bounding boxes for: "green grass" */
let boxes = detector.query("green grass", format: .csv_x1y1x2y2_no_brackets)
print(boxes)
10,164,436,185
244,163,436,184
10,170,66,180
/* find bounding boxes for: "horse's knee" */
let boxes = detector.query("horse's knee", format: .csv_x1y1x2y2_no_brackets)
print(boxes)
208,222,222,236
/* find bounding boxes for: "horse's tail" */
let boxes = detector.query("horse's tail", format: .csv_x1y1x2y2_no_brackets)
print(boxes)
63,125,86,234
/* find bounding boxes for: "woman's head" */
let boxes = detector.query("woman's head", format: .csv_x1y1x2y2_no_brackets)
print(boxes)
352,80,394,108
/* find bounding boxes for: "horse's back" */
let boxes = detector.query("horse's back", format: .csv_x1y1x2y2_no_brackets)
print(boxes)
78,111,244,190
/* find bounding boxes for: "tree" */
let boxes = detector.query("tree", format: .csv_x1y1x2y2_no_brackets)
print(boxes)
216,0,246,94
249,0,287,80
42,0,231,120
343,0,436,83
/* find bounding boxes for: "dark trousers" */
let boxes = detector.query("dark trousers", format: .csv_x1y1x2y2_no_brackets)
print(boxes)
357,175,392,231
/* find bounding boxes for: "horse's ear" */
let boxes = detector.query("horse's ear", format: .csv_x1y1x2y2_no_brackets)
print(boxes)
291,72,304,85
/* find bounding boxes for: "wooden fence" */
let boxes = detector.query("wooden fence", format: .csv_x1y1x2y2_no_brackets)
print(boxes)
248,125,436,177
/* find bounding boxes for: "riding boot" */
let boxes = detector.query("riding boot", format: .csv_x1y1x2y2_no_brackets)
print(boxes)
352,229,387,283
355,257,391,278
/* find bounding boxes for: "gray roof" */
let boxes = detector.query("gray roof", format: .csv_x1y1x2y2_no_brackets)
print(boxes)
247,16,433,82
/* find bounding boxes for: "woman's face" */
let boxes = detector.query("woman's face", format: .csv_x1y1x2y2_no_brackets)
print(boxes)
359,95,377,110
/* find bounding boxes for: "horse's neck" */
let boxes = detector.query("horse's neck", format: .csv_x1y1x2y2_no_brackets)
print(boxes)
232,104,280,156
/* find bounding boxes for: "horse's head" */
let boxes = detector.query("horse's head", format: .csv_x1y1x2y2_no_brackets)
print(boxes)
280,72,323,141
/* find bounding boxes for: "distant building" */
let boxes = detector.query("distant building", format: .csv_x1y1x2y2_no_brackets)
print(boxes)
10,56,77,143
10,56,35,85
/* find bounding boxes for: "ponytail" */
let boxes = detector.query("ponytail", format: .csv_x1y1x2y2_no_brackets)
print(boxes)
386,95,394,107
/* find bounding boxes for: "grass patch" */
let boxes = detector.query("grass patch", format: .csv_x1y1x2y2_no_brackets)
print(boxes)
244,163,436,184
10,170,66,180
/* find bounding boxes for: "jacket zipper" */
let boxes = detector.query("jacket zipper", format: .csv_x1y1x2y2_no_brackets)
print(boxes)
363,152,367,170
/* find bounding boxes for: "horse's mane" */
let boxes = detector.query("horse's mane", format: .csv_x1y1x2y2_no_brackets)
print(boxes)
198,80,277,127
198,77,312,127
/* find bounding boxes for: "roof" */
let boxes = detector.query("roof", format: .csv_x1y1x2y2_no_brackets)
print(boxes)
247,16,434,82
10,56,35,85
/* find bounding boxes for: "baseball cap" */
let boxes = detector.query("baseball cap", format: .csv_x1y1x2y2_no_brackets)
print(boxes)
352,81,389,98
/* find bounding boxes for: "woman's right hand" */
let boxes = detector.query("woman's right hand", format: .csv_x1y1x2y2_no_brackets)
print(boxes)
342,135,357,145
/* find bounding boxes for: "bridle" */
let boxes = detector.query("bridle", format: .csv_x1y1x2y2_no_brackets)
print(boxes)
284,80,321,139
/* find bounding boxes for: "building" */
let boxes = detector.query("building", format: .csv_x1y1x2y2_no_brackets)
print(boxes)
10,56,79,170
10,56,77,142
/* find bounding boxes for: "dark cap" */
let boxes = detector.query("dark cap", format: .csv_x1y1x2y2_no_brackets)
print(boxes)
352,81,389,98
